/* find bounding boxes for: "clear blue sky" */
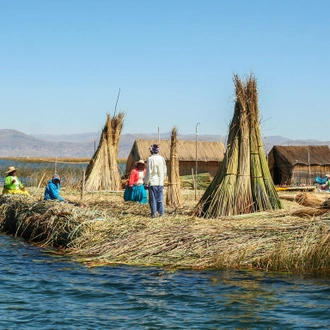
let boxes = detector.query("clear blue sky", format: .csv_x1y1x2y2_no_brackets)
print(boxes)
1,0,329,140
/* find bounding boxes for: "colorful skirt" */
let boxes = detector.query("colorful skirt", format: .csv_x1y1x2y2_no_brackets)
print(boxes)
124,185,148,204
2,188,29,196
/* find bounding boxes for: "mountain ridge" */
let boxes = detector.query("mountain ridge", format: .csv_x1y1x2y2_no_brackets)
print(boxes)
0,129,329,159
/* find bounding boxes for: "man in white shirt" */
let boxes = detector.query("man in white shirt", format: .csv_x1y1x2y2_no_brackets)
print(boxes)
144,144,167,217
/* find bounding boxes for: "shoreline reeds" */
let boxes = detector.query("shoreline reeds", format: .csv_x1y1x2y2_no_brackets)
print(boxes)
0,190,329,273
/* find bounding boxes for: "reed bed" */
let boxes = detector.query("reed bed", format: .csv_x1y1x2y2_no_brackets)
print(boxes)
0,163,86,190
0,190,330,273
0,157,91,163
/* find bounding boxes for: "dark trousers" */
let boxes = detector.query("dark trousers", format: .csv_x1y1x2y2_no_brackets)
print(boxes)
148,186,164,217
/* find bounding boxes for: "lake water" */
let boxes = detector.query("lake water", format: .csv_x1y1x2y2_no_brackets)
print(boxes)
0,234,329,329
0,159,126,186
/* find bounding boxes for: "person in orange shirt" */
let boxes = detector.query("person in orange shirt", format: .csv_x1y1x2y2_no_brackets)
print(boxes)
124,160,148,204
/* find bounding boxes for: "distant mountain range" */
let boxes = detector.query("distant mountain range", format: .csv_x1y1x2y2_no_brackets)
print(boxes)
0,129,329,158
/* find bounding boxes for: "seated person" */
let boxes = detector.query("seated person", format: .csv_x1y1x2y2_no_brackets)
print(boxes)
124,160,148,204
44,174,65,201
321,174,330,191
2,166,29,195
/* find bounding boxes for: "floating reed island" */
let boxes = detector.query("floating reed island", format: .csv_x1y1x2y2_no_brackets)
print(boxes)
0,191,330,273
1,75,330,273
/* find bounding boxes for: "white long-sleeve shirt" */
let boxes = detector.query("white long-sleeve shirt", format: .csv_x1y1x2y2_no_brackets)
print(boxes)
144,154,167,186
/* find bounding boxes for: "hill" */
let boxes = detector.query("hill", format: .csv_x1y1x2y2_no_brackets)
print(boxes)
0,129,94,158
0,129,329,159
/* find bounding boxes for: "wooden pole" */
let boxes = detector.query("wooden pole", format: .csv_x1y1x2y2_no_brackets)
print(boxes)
308,148,311,185
54,156,57,174
195,123,200,200
114,88,121,116
81,170,85,201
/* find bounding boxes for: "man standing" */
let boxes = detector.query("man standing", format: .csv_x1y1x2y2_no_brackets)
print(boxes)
144,144,167,217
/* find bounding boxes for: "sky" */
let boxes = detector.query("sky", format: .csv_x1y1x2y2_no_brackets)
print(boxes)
1,0,329,140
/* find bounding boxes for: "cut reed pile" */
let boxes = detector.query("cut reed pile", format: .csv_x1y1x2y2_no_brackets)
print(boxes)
1,191,330,273
295,192,328,207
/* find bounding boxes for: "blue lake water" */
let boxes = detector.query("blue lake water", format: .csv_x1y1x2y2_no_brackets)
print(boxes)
0,234,329,329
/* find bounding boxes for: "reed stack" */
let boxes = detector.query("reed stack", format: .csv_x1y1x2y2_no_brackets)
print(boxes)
84,112,124,191
196,74,282,218
166,126,183,208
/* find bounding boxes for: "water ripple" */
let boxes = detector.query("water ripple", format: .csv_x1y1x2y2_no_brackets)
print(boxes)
0,234,329,329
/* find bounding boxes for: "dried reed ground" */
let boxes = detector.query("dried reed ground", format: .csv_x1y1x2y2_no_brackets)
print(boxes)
0,188,330,273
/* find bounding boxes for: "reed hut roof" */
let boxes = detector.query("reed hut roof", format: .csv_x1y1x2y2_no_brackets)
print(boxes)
268,145,330,166
128,139,225,161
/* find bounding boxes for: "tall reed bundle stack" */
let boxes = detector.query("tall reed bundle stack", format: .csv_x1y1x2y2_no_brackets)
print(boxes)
195,74,282,218
166,126,183,208
84,112,124,191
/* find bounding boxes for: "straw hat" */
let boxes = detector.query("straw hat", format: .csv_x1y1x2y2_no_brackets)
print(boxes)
5,166,16,174
325,174,330,178
137,159,145,165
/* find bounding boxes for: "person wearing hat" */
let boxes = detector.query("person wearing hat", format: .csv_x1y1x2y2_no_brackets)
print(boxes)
44,174,65,201
124,160,148,204
144,144,167,217
2,166,29,195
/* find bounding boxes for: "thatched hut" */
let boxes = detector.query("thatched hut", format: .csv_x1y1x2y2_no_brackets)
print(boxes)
125,139,225,177
84,112,124,191
268,145,330,185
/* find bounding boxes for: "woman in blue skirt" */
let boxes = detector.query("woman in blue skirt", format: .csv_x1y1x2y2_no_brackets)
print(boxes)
124,160,148,204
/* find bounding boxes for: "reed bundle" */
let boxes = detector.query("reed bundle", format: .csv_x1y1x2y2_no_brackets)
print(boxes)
196,74,282,218
1,192,330,273
295,193,328,207
166,126,183,208
84,112,124,191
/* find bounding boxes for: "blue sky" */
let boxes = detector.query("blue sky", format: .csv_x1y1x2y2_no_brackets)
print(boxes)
1,0,329,140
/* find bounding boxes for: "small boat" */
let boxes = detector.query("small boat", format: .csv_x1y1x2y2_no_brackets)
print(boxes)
275,186,316,192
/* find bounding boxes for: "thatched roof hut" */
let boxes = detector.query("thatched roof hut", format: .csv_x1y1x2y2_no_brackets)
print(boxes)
268,145,330,185
125,139,225,177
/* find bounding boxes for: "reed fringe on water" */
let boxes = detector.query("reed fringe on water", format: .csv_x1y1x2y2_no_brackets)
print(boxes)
166,126,183,208
195,74,282,218
84,112,124,191
1,192,330,273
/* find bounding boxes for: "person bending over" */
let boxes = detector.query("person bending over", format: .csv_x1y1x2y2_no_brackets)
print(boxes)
44,174,65,201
